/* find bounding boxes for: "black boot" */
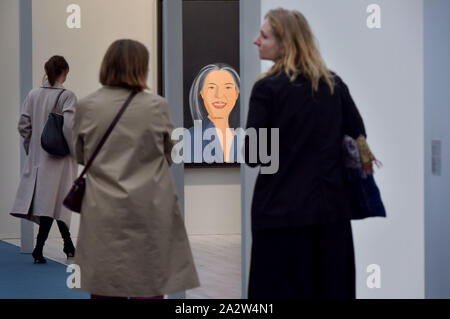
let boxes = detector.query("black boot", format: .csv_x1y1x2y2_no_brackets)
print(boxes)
32,217,54,264
57,220,75,258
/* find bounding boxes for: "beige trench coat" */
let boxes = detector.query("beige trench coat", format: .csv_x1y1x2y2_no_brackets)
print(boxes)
10,81,78,227
73,87,199,297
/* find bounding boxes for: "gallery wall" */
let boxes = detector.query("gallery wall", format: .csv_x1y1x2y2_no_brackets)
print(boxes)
30,0,159,238
424,0,450,298
0,0,21,240
185,168,241,235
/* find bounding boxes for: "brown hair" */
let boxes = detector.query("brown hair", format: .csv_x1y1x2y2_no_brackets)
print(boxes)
99,39,149,91
44,56,69,86
264,8,335,94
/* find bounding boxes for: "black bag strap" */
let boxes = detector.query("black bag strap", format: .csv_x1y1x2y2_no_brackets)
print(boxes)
52,89,66,113
78,91,138,178
41,87,66,113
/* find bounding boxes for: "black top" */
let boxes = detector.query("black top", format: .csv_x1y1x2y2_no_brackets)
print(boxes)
245,72,366,230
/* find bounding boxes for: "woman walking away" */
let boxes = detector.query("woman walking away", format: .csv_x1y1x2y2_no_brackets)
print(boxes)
11,55,78,264
73,39,199,299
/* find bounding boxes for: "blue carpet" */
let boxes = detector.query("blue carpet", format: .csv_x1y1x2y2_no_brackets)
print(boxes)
0,240,89,299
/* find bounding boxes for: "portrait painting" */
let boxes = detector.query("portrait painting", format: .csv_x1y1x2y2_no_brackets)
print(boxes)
182,0,240,166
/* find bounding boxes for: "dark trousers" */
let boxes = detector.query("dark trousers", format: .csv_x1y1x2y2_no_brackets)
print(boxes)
35,216,72,252
248,220,355,299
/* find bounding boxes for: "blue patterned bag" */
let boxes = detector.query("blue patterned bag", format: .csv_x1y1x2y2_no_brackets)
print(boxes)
343,135,386,220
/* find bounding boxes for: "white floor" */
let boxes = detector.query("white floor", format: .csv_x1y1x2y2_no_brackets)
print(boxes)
3,234,242,299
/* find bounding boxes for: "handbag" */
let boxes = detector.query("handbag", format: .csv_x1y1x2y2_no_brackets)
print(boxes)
342,135,386,220
63,91,138,213
41,89,71,157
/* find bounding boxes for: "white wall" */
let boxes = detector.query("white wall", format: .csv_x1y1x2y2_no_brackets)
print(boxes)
260,0,424,298
424,0,450,299
185,168,241,235
0,0,21,240
32,0,159,98
31,0,159,238
240,0,263,298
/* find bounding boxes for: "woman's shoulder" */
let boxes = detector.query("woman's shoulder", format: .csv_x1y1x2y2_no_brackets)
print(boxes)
27,87,42,99
60,88,77,102
252,74,278,96
255,72,288,86
329,72,354,99
139,90,166,102
27,86,74,100
76,88,104,108
77,88,169,112
329,71,346,89
255,72,305,93
138,91,170,113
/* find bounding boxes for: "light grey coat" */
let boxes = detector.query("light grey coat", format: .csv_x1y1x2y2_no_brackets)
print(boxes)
10,80,78,227
73,87,199,297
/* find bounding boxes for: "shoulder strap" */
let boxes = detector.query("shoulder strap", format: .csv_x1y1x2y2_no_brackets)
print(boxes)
52,89,66,112
78,91,138,178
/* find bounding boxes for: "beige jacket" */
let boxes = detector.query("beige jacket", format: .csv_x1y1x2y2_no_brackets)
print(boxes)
73,86,199,297
10,80,78,227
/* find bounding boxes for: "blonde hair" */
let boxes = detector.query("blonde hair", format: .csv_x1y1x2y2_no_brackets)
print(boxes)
100,39,149,91
264,8,335,94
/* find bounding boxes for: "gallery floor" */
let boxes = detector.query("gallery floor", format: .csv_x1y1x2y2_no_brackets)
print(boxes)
3,234,242,299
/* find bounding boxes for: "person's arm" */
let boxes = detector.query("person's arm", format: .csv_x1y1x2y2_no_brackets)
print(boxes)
62,91,78,156
18,95,32,155
339,78,366,139
72,101,85,166
244,79,272,167
338,77,379,173
158,99,176,165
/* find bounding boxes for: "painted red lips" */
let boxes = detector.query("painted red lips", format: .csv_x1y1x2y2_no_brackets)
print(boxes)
212,101,227,109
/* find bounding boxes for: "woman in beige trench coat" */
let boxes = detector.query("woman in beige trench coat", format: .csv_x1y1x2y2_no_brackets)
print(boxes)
73,39,199,299
10,56,78,264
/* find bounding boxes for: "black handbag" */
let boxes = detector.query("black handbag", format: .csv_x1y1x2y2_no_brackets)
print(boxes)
63,91,138,213
41,89,71,157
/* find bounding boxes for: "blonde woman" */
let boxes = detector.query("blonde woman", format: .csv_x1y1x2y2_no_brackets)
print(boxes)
245,9,367,299
73,39,199,299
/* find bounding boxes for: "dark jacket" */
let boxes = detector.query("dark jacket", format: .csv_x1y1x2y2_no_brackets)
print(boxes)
245,72,366,230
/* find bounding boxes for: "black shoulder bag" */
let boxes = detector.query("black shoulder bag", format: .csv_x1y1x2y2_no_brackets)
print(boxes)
63,91,138,213
41,89,71,157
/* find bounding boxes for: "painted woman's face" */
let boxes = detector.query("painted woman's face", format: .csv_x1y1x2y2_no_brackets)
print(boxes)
200,70,239,120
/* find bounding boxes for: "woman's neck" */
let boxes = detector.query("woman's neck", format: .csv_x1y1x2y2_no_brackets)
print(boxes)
208,115,235,162
208,116,229,131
